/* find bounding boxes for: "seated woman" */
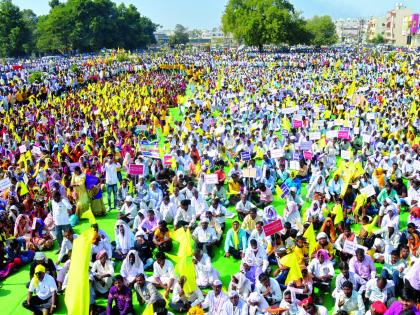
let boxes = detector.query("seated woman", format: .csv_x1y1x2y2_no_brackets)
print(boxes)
120,250,144,288
0,241,23,280
14,214,32,249
22,265,58,315
6,238,34,266
307,249,334,292
27,218,54,251
91,250,114,296
113,220,134,261
106,275,134,315
305,200,325,230
228,272,252,300
152,220,172,252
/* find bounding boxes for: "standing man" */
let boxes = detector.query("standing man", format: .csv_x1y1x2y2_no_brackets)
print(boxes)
51,191,72,250
104,154,120,212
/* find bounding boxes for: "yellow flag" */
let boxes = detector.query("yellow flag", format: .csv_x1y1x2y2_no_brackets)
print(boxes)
65,229,95,315
185,117,192,131
177,256,197,294
333,204,344,225
81,210,96,225
142,304,154,315
363,215,379,233
279,253,303,284
303,223,316,256
195,110,201,124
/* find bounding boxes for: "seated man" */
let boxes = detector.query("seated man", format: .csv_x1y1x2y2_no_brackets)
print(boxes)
333,281,365,315
241,207,263,235
333,262,366,299
57,228,78,264
235,194,254,221
246,292,270,315
140,210,159,243
192,218,217,257
134,273,164,307
308,249,334,291
147,251,175,298
29,252,57,281
255,273,282,306
119,195,137,226
349,248,376,282
365,276,394,306
193,249,220,289
243,239,269,273
106,275,134,315
224,220,248,259
202,280,229,314
174,199,196,230
22,265,58,315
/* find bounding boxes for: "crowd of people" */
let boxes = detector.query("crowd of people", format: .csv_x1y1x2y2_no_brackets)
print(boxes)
0,47,419,315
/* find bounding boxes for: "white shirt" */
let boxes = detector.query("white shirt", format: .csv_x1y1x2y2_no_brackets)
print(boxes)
221,299,249,315
153,260,175,279
29,273,57,300
256,278,282,304
58,234,78,262
202,290,229,315
120,203,137,220
51,198,72,226
308,259,334,278
104,162,120,185
193,226,217,243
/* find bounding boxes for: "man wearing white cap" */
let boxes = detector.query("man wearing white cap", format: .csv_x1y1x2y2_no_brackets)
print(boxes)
119,195,137,226
246,291,269,315
221,290,249,315
192,218,217,257
202,279,228,315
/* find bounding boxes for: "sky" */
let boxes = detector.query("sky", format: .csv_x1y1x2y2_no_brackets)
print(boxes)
13,0,420,29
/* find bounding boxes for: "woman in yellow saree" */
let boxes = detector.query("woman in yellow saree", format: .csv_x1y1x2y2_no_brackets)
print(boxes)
70,166,90,217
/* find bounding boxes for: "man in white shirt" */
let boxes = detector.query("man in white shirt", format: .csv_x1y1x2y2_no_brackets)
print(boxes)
365,276,394,305
147,251,175,298
192,219,217,257
104,154,120,211
221,290,249,315
174,199,196,230
57,229,78,264
243,239,269,273
119,195,137,226
255,273,282,306
159,196,176,223
235,194,254,221
23,265,57,314
333,281,365,315
51,191,72,249
202,280,229,315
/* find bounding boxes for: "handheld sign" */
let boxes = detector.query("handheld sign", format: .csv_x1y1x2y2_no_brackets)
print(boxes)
241,151,251,161
163,155,173,166
0,178,12,192
300,141,312,151
303,151,313,160
279,182,290,198
293,120,303,128
270,149,284,159
128,164,144,176
243,168,257,178
340,150,351,160
263,220,284,237
309,132,321,141
204,174,219,184
290,160,300,170
19,145,27,153
360,184,376,197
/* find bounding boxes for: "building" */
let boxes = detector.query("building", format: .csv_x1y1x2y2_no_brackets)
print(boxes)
367,16,387,41
384,3,413,46
334,18,368,44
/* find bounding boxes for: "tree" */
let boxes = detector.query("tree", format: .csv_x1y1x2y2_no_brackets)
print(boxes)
49,0,60,9
305,15,338,46
221,0,305,51
169,24,189,46
368,33,385,44
21,9,38,54
0,0,33,57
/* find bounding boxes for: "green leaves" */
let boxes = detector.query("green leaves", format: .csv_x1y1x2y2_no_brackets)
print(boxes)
169,24,189,47
305,15,338,46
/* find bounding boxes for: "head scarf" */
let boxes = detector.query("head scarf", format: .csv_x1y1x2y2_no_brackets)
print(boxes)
408,233,420,256
124,249,143,270
114,220,134,255
263,205,277,222
14,214,30,237
96,249,108,261
33,264,46,288
373,168,385,188
320,217,337,242
279,289,300,314
316,249,330,262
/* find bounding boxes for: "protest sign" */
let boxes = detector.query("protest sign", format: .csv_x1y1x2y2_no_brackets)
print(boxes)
326,130,338,139
362,134,371,144
293,120,303,128
300,141,312,151
270,149,284,159
19,145,27,153
303,151,313,160
342,240,368,255
128,164,144,175
290,160,300,170
243,168,257,178
338,130,349,140
31,146,42,156
0,178,12,191
309,132,321,141
204,174,219,184
263,220,284,237
340,150,351,160
360,184,376,197
241,151,251,161
163,155,173,165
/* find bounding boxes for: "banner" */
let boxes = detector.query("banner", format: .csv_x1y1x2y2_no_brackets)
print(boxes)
128,164,144,175
263,219,284,237
204,174,218,184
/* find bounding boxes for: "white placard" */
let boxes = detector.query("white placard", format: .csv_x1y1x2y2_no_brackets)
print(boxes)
327,121,334,129
354,127,360,135
414,159,420,172
243,168,257,178
0,178,12,191
342,240,368,255
336,104,344,110
270,149,284,158
367,113,375,120
334,119,343,126
362,134,371,143
360,184,376,197
341,150,351,160
102,119,109,127
204,174,219,184
309,132,321,141
31,146,42,156
289,160,300,170
326,130,338,139
19,145,27,153
266,105,274,111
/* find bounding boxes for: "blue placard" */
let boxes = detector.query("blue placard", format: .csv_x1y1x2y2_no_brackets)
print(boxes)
280,182,290,198
241,151,251,161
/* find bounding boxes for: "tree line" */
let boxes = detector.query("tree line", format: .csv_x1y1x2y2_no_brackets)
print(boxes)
222,0,338,50
0,0,157,57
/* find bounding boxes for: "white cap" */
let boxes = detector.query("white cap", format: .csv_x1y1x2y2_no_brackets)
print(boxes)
213,280,222,286
125,195,133,202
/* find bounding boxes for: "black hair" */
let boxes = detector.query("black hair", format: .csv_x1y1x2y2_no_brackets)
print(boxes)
341,280,353,289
